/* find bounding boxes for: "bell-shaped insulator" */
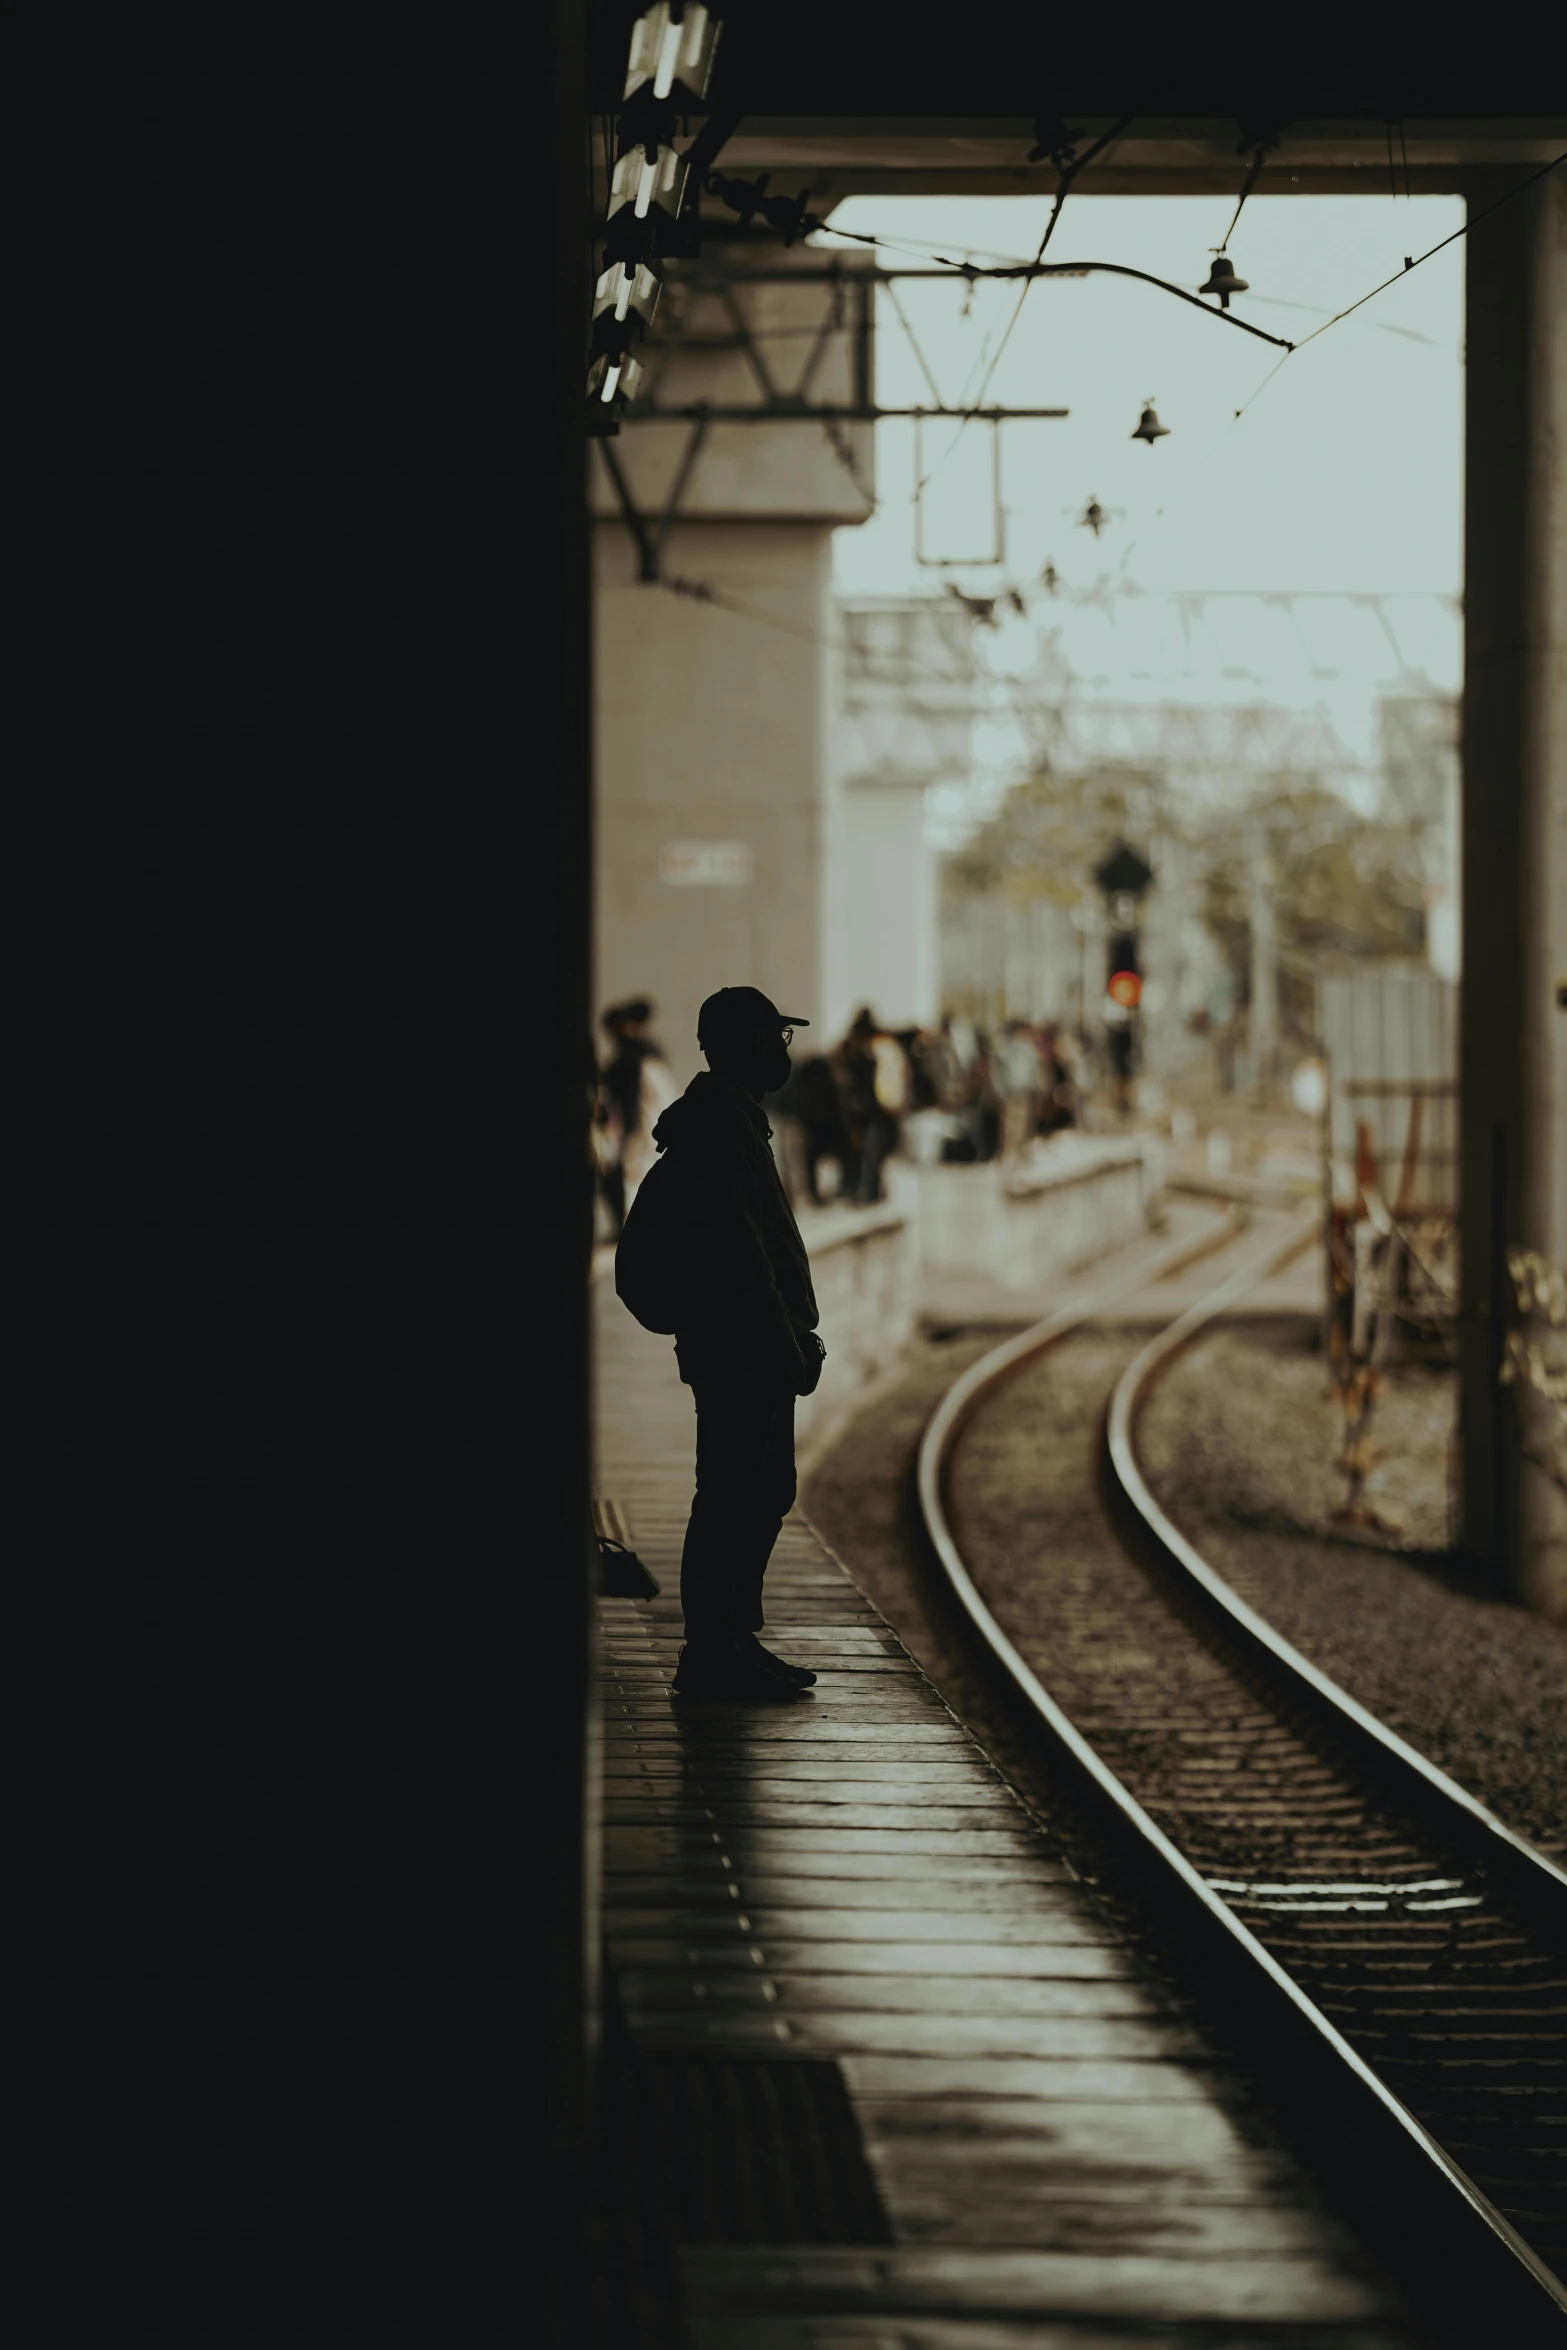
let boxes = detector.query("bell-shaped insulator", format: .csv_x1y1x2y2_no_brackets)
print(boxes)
1131,403,1170,445
1199,255,1249,309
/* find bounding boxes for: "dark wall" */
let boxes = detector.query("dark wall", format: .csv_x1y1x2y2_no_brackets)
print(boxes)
586,2,1549,117
47,19,592,2343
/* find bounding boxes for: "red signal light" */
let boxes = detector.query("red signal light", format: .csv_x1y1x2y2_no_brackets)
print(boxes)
1108,970,1142,1010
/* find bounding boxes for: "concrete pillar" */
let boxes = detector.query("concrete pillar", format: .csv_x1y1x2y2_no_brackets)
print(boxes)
1459,164,1567,1613
826,779,938,1034
595,518,837,1082
590,252,873,1079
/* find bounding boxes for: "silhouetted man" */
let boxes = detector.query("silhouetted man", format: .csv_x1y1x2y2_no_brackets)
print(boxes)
632,986,827,1699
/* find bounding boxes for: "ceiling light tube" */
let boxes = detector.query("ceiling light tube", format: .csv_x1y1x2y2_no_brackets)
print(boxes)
653,17,682,98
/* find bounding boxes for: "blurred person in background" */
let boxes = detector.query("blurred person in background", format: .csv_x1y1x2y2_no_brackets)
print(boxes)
898,1026,950,1167
831,1014,875,1199
870,1020,911,1173
1105,1005,1135,1118
1037,1021,1077,1136
927,1021,988,1162
943,1014,979,1085
834,1008,908,1204
602,999,679,1222
762,1055,809,1206
592,1082,625,1235
900,1028,940,1115
926,1019,964,1109
957,1030,1001,1162
995,1018,1044,1163
766,1049,852,1208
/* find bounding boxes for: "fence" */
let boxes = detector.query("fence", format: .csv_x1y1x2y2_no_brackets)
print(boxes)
1319,963,1457,1216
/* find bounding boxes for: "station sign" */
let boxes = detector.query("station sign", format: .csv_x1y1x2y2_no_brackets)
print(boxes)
658,840,754,887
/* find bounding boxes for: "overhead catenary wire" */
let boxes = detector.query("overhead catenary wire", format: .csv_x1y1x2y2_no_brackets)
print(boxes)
809,229,1440,346
651,181,1495,447
819,414,876,507
979,259,1290,348
918,117,1135,491
882,276,948,411
658,575,999,687
633,152,1565,653
810,150,1563,373
1294,152,1563,350
1216,130,1277,256
663,574,840,645
656,564,1456,681
677,130,1565,445
654,577,1455,856
1230,151,1565,423
1230,347,1297,422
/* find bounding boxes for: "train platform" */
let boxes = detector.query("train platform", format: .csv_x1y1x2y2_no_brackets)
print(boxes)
592,1277,1414,2347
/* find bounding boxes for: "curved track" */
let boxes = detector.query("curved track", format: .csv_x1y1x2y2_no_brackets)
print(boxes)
917,1218,1567,2341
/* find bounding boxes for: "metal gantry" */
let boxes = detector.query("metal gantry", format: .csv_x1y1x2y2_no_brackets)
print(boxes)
595,257,1069,580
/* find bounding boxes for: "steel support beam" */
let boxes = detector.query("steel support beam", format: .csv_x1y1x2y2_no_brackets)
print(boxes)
628,404,1068,420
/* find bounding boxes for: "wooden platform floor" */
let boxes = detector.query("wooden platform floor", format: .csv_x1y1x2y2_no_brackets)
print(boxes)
595,1283,1415,2347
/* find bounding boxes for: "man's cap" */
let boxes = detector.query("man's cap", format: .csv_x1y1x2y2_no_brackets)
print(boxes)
697,985,809,1051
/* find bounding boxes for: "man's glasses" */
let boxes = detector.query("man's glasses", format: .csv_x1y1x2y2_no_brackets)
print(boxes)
780,1027,794,1047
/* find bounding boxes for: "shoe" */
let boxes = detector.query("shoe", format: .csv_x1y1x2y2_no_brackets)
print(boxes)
671,1636,807,1701
742,1634,817,1688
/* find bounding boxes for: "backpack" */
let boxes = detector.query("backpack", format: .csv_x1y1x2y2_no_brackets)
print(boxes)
614,1152,683,1334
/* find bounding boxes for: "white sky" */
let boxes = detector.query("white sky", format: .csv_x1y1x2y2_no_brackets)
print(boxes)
824,193,1465,699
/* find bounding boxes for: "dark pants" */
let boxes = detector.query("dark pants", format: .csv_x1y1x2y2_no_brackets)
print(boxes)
853,1113,898,1203
680,1375,797,1640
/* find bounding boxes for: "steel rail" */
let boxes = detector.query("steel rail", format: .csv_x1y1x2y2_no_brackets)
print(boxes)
915,1216,1567,2340
1108,1240,1567,1934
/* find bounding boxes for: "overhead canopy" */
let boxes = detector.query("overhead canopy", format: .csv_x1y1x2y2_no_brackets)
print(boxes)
703,122,1562,201
589,9,1562,193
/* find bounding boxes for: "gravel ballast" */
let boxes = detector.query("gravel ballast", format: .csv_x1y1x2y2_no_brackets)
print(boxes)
805,1314,1567,1862
1136,1317,1567,1858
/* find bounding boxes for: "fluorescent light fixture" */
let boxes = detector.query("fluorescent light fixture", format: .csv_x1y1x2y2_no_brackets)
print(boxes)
589,353,645,407
653,17,683,97
593,263,661,331
608,144,689,223
623,5,721,105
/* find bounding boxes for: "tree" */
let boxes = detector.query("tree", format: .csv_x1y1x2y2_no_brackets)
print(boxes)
1195,779,1427,1036
943,761,1166,911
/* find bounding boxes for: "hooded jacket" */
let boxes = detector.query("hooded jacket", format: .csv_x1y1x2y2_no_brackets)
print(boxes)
649,1072,818,1386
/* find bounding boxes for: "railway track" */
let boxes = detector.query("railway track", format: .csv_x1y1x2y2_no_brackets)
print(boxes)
916,1216,1567,2343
